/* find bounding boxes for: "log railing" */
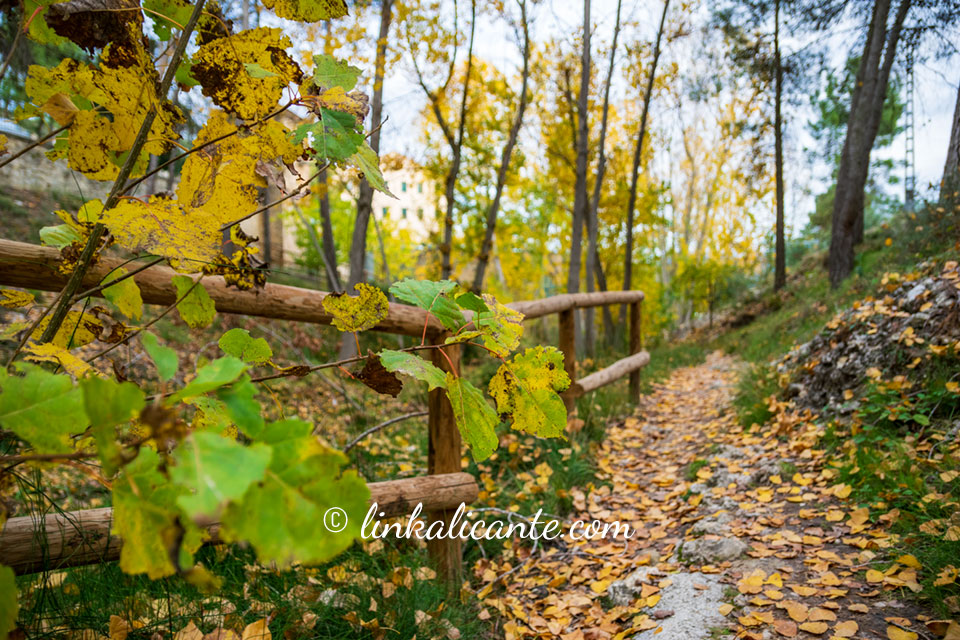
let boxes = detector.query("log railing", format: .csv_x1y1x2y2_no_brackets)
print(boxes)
0,238,649,581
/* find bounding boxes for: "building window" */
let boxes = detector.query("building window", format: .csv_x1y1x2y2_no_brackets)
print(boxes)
401,208,408,218
382,207,389,216
417,208,423,219
401,181,407,192
418,182,423,193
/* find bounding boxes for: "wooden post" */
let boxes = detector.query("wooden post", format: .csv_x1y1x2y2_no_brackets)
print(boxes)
559,308,577,413
629,300,642,403
426,339,463,586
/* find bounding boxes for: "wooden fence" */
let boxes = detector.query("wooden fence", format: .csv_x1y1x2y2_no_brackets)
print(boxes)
0,238,649,582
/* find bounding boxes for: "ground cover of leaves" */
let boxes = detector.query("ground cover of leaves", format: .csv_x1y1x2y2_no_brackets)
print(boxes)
476,352,957,640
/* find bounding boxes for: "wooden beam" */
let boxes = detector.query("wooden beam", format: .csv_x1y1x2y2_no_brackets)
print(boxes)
0,239,442,338
426,338,463,586
509,291,645,320
570,350,650,397
0,472,478,575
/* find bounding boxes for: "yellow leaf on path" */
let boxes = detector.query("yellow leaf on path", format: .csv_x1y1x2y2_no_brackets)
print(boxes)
866,569,885,583
897,554,922,569
174,622,204,640
833,484,852,499
780,601,809,622
887,626,919,640
833,620,858,637
718,604,734,616
934,566,958,587
808,607,836,622
109,615,131,640
848,603,869,613
590,579,610,594
798,621,829,634
738,569,767,594
773,619,798,637
240,619,271,640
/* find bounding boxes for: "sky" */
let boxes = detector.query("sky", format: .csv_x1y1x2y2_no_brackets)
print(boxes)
366,0,960,234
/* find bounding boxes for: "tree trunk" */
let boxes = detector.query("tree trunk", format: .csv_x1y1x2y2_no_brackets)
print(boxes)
828,0,910,287
342,0,394,357
471,0,531,293
622,0,669,325
593,246,616,340
941,77,960,202
439,0,476,280
567,0,591,356
773,0,786,291
582,0,621,356
317,169,342,291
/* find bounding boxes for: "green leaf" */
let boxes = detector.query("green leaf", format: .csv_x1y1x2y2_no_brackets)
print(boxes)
189,396,233,434
244,62,277,79
312,54,362,90
22,0,67,45
175,59,198,87
169,357,247,404
475,294,524,357
488,346,569,440
141,332,178,381
348,141,395,197
170,431,271,518
456,291,489,313
262,0,348,22
322,283,389,332
292,109,364,162
102,268,143,321
389,279,465,332
81,376,145,475
445,374,499,461
0,565,17,639
218,328,273,364
217,376,265,438
0,364,87,453
221,419,370,567
379,349,447,390
171,275,216,329
144,0,193,40
39,223,80,248
112,449,181,578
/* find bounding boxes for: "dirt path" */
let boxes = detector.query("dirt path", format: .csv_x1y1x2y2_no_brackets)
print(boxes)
482,352,931,640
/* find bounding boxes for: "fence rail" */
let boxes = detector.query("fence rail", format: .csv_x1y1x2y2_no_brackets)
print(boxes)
0,238,649,582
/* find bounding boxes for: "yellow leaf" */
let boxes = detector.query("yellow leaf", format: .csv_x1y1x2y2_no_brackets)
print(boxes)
897,554,922,569
322,283,389,332
886,626,918,640
833,620,858,637
718,604,734,616
241,619,271,640
798,621,829,634
23,342,97,378
885,237,893,246
103,111,298,272
0,289,34,309
866,569,885,583
940,470,960,483
193,28,302,121
833,484,852,499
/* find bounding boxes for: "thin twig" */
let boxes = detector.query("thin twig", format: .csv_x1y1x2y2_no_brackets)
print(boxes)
343,411,428,452
0,23,23,84
73,257,165,302
0,125,68,171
